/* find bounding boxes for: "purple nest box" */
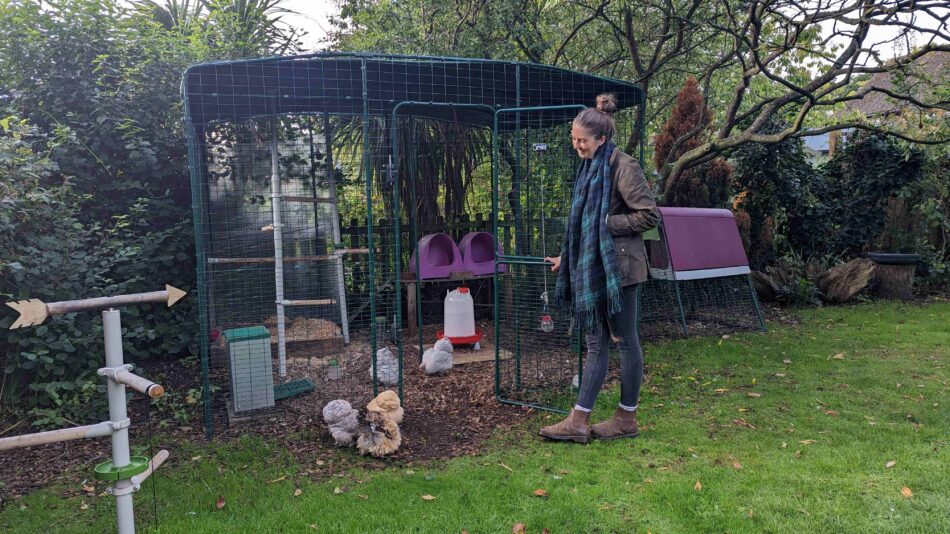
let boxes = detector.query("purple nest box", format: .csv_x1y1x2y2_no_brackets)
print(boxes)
650,207,750,280
458,232,505,276
409,233,463,279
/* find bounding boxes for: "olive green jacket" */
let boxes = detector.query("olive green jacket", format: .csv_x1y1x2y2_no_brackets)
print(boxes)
605,149,660,286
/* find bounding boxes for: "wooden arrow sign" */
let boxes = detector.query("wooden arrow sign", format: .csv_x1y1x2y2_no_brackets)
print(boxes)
7,285,187,329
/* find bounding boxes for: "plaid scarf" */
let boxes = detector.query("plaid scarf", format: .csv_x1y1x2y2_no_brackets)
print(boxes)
556,141,623,330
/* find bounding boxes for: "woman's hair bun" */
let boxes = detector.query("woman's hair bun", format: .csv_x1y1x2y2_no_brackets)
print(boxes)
595,93,618,115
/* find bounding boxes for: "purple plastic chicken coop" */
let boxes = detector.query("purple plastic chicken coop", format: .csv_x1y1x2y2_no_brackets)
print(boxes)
409,233,464,280
649,207,751,280
458,232,505,276
642,207,765,337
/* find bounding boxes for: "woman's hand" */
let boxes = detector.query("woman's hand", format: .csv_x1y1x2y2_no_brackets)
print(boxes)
544,256,561,272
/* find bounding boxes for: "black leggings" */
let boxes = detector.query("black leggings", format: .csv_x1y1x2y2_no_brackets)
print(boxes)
575,284,643,410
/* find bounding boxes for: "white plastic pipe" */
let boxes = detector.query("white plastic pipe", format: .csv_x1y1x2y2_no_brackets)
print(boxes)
270,121,287,378
103,309,135,534
327,151,350,344
0,421,113,451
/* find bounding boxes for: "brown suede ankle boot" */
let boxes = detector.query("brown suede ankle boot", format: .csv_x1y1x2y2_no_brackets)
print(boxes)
538,409,591,443
591,407,639,440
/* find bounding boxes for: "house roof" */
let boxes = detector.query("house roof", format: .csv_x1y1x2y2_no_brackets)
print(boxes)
182,53,643,130
845,50,949,116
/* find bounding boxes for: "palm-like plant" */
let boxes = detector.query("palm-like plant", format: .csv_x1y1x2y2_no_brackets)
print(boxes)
205,0,303,57
134,0,206,32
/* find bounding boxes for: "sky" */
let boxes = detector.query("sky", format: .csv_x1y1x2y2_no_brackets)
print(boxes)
282,0,339,52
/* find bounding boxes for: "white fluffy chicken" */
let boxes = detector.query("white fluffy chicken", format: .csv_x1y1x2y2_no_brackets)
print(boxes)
322,399,359,447
369,347,399,386
419,337,453,375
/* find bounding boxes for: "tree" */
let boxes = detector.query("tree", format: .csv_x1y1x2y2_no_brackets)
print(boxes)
654,77,732,208
652,0,950,185
332,0,949,182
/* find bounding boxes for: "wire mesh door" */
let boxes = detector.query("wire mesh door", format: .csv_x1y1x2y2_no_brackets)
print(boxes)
492,106,585,413
193,111,402,434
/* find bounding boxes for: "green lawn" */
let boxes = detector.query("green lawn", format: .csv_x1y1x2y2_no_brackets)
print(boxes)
2,301,948,533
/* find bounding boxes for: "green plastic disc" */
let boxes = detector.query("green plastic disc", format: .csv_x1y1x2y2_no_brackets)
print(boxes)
93,456,149,481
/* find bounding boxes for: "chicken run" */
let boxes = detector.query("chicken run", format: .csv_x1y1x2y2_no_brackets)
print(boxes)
184,53,763,450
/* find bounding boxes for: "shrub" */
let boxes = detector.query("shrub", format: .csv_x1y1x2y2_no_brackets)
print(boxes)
0,119,196,425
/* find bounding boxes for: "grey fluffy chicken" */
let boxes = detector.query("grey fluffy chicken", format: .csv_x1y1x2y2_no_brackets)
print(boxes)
322,399,359,447
369,347,399,386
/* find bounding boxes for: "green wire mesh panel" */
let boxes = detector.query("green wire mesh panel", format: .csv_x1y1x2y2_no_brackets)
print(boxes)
639,276,766,340
495,259,581,412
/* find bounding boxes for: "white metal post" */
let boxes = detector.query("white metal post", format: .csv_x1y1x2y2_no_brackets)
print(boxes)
270,121,287,378
102,309,135,534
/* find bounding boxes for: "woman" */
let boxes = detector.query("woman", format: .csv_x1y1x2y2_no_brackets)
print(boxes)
540,93,659,443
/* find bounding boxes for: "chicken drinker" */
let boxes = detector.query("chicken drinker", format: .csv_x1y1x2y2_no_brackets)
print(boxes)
438,287,482,345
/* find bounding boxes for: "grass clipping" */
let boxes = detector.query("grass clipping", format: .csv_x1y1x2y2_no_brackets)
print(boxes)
815,258,875,303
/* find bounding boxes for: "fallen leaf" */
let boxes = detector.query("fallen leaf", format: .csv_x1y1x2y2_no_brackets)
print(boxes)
513,523,526,533
831,353,845,360
714,388,729,394
783,359,792,364
268,475,287,484
775,373,787,377
462,530,469,534
643,478,654,484
293,488,303,497
731,459,743,470
315,460,325,466
79,500,89,511
543,529,551,534
309,524,318,530
694,480,703,491
747,392,762,398
499,463,514,473
333,486,348,495
885,460,897,469
824,409,840,417
747,509,754,518
215,495,226,510
781,442,788,449
558,469,570,475
901,486,913,498
357,494,369,500
732,418,757,430
81,484,95,493
421,494,436,501
533,489,549,498
799,440,817,445
722,335,731,339
190,456,202,462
